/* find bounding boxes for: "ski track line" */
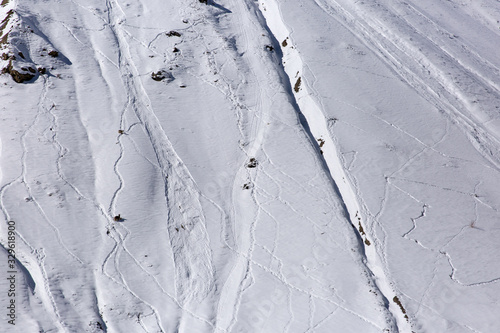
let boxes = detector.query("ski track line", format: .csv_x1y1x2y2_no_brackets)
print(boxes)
396,0,500,93
173,1,297,330
365,0,500,96
255,166,347,255
9,1,231,331
101,226,169,333
37,79,88,264
0,75,71,330
369,122,453,269
53,18,119,69
100,228,170,333
101,208,211,331
47,0,219,329
222,32,304,333
0,72,110,331
305,306,340,332
177,0,259,148
106,0,216,309
221,232,383,330
401,196,500,288
260,139,337,209
0,232,67,332
108,105,126,218
199,150,381,328
255,164,290,262
172,3,253,330
34,248,68,332
381,134,486,281
16,77,86,265
317,0,500,172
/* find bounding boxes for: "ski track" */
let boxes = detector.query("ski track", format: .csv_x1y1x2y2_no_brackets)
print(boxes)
164,2,255,330
101,225,170,333
314,0,500,172
0,75,73,331
170,1,292,330
104,0,216,311
2,0,216,330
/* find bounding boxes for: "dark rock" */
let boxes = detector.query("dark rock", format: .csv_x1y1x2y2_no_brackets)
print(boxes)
151,70,174,82
3,62,36,83
294,77,301,93
48,50,58,57
246,158,258,168
166,31,181,37
10,68,35,83
151,71,164,81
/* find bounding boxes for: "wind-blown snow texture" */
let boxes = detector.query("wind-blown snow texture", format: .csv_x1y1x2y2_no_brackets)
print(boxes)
1,0,499,332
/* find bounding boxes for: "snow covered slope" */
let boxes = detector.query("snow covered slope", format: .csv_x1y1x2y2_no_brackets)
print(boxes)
0,0,499,332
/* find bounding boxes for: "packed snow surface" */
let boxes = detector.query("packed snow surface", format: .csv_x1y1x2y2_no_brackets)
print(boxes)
1,0,499,332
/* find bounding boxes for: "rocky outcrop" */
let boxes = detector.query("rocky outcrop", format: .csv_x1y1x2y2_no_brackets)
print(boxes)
2,60,35,82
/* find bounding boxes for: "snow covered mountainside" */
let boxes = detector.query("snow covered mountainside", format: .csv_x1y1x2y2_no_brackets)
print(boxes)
1,0,499,331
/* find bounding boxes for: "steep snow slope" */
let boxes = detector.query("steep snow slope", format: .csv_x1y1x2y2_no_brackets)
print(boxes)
0,0,499,332
258,0,500,332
